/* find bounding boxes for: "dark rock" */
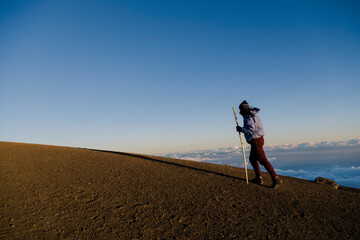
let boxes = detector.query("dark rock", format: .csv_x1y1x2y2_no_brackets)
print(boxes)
315,177,338,189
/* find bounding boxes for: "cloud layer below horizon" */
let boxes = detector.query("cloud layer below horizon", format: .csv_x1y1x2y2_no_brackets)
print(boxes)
158,139,360,188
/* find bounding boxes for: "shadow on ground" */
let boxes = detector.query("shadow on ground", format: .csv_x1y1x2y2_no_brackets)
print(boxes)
88,149,251,183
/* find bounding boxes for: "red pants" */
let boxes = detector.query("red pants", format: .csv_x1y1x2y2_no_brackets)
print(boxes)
249,136,277,179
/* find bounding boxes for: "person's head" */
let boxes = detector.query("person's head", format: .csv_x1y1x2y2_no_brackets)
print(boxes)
239,100,250,116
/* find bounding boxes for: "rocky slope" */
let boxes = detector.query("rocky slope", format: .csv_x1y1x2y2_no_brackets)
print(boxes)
1,142,359,239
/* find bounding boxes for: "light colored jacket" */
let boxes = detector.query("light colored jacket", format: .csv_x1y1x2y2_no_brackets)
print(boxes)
242,108,265,143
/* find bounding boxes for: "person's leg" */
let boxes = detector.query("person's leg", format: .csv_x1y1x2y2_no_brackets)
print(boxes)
254,137,282,188
249,140,262,179
254,137,277,179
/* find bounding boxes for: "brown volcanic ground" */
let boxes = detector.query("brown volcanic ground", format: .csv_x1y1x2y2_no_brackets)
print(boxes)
1,142,359,239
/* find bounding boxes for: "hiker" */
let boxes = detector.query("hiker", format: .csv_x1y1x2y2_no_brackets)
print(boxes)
236,100,282,189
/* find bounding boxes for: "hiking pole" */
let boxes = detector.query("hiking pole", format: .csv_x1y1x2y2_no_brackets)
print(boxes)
232,107,249,184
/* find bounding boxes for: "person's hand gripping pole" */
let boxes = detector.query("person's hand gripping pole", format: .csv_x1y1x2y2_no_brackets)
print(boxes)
233,107,249,184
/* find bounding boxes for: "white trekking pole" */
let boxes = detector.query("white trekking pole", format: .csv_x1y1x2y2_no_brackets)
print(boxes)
233,107,249,184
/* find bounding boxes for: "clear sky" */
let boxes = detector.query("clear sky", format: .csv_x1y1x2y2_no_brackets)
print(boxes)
1,0,360,154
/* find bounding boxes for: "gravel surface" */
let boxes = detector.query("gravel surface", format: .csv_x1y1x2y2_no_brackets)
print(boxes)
1,142,359,239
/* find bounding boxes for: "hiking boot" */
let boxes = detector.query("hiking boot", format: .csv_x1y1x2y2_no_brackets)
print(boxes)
252,176,263,185
272,176,282,189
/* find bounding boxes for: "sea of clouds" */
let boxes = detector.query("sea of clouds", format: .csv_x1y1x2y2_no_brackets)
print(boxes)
157,139,360,189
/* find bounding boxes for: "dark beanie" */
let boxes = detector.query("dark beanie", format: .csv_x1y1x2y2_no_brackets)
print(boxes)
239,100,249,111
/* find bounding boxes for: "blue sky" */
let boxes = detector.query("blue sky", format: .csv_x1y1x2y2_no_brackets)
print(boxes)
1,0,360,154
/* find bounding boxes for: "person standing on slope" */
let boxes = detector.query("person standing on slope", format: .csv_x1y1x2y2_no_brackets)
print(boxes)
236,100,282,189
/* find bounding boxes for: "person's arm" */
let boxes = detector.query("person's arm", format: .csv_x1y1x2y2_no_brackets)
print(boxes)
236,126,242,132
241,117,255,134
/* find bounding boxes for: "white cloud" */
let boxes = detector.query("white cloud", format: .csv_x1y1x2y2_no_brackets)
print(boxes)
264,139,360,151
159,139,360,162
156,139,360,188
275,168,306,174
275,165,360,188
